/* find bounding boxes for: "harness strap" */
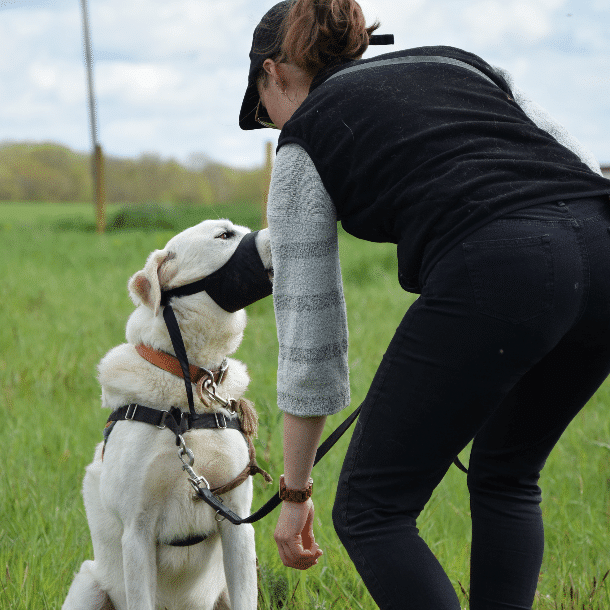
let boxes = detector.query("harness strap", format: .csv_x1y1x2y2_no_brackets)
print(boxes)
164,534,208,547
102,404,243,458
135,344,227,386
191,403,365,525
209,434,273,496
102,403,272,496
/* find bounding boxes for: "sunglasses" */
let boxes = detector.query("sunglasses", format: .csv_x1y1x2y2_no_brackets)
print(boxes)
255,100,278,130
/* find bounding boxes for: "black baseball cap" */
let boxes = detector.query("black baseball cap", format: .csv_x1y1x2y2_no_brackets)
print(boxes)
239,1,394,130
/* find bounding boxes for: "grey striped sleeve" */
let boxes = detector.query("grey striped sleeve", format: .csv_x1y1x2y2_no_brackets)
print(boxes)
491,65,602,176
267,143,350,417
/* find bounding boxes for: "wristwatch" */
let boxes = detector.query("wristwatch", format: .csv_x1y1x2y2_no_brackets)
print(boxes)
279,475,314,503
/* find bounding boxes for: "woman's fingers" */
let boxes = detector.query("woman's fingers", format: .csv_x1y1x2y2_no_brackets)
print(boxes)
274,500,323,570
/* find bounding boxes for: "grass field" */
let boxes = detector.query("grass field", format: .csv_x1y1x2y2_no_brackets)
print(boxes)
1,201,609,609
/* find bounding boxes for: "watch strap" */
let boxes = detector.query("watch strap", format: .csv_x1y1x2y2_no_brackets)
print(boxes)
279,475,313,503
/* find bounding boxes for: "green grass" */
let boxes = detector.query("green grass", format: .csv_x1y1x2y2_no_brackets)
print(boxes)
0,200,264,234
1,202,609,609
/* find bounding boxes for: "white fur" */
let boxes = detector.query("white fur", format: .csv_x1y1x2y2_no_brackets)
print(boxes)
63,220,272,610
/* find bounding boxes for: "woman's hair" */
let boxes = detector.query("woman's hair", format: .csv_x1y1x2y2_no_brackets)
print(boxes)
280,0,380,76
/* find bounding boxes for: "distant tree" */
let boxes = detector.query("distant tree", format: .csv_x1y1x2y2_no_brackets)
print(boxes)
0,142,265,205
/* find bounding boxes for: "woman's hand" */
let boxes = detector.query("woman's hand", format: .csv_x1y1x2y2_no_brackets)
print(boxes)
274,498,323,570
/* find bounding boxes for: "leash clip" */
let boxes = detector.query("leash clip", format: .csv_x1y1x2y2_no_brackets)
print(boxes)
178,434,211,492
197,376,232,409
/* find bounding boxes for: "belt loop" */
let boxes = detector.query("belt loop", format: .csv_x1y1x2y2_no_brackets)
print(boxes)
157,410,169,430
180,411,190,435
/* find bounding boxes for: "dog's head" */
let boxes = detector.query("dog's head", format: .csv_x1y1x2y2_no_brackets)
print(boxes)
128,219,271,316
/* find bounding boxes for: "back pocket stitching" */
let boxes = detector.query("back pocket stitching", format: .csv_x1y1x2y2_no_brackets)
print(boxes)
463,235,554,324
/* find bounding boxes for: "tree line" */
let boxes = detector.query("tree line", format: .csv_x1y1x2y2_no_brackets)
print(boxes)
0,142,267,205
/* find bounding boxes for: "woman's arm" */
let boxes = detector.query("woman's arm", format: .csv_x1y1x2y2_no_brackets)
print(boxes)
274,413,326,570
267,142,349,569
282,413,327,489
267,143,350,419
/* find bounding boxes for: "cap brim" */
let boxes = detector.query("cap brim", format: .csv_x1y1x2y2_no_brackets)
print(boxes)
239,79,264,131
240,1,295,130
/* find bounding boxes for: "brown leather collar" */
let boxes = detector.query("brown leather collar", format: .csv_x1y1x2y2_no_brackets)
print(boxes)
135,344,226,385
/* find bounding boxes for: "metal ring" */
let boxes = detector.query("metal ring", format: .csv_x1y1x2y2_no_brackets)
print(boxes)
178,442,195,467
203,378,217,395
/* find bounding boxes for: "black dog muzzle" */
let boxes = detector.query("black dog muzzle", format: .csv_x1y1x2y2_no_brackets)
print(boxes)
160,230,272,313
158,230,273,424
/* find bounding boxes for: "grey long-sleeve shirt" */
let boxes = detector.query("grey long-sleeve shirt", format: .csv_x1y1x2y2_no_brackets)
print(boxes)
266,67,603,418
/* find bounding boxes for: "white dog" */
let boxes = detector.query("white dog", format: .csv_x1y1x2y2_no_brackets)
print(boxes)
63,219,273,610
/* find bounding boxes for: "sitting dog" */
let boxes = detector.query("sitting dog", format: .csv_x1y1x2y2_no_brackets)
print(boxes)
62,219,273,610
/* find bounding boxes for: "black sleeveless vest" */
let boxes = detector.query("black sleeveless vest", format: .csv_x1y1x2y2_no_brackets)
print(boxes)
277,46,610,292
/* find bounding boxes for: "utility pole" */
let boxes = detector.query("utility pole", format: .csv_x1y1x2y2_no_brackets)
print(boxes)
80,0,106,233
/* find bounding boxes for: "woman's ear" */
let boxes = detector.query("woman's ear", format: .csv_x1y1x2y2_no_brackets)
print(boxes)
128,250,176,316
262,58,277,80
263,58,287,91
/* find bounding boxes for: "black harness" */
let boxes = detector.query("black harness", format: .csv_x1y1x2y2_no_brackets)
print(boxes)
103,404,245,547
104,404,242,448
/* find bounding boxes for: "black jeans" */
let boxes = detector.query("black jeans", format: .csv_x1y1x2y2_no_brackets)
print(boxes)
332,196,610,610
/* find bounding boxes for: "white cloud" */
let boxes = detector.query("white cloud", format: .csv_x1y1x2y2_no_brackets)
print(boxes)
364,0,569,48
29,63,58,90
97,63,183,104
0,0,608,167
92,0,253,65
463,0,561,45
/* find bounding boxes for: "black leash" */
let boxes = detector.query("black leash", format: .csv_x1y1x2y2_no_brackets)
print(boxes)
162,305,197,422
191,403,363,524
189,402,468,524
159,275,468,525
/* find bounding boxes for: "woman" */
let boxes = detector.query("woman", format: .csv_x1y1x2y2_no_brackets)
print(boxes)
239,1,610,608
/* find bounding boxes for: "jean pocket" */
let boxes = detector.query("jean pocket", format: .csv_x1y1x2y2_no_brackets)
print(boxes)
463,235,554,324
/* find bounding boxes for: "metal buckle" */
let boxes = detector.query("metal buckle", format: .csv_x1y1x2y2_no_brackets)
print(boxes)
214,413,227,429
200,366,216,385
157,410,170,429
126,404,138,420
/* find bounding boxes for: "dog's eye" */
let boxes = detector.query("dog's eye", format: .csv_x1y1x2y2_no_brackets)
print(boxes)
216,231,235,240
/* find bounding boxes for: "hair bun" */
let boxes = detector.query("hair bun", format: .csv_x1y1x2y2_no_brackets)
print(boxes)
281,0,380,74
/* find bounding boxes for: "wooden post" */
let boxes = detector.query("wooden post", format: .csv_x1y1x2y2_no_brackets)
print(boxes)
81,0,106,233
94,144,106,233
262,140,274,228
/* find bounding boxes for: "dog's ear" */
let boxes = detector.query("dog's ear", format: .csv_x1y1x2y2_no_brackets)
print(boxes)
128,250,177,315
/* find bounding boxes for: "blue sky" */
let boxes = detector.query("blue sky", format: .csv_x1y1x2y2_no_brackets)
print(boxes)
1,0,608,168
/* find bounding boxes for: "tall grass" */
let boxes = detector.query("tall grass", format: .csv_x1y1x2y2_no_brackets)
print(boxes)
1,202,609,609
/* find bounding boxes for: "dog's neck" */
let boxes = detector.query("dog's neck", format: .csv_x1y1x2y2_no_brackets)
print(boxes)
125,295,247,371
